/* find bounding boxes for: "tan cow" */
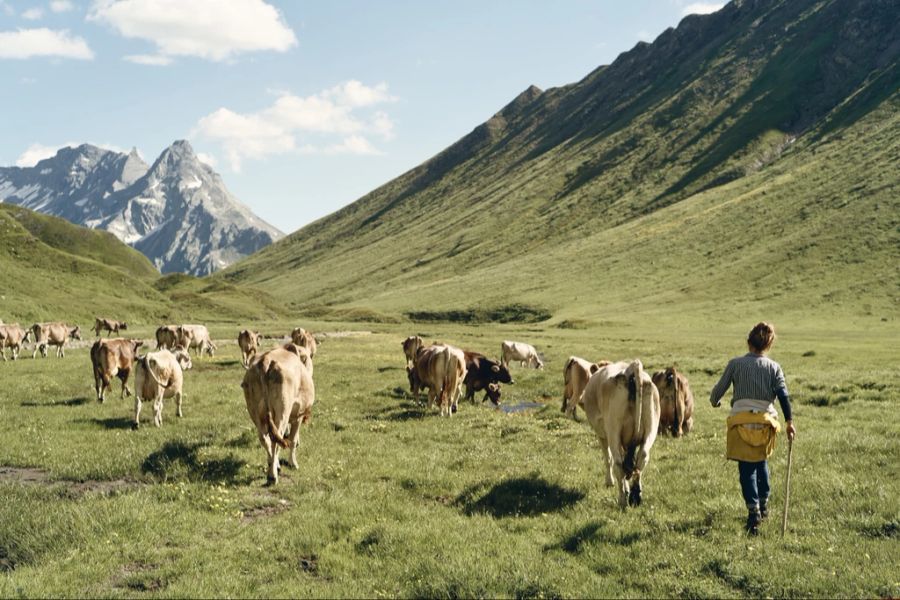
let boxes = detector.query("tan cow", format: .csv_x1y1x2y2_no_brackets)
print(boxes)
582,359,660,509
28,323,50,358
290,327,317,358
402,335,424,367
177,324,216,357
501,340,544,369
652,367,695,437
0,324,28,361
155,325,179,350
133,348,193,428
407,344,466,416
238,330,261,368
241,343,315,484
562,356,609,418
94,317,128,337
30,322,80,358
90,338,144,402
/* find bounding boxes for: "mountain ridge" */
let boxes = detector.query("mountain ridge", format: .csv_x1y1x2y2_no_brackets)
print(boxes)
0,140,282,276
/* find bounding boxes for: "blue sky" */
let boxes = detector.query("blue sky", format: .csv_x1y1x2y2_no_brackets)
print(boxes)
0,0,725,233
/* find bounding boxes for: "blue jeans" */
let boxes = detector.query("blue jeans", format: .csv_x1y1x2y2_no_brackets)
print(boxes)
738,460,770,510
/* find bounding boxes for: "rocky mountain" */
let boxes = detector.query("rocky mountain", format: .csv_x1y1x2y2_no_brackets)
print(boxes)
219,0,899,323
0,141,282,275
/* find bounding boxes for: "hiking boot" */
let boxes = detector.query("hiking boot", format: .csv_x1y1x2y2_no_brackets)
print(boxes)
760,503,769,520
746,509,761,535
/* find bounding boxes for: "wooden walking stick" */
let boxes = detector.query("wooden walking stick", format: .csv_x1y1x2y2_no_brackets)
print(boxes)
782,437,794,538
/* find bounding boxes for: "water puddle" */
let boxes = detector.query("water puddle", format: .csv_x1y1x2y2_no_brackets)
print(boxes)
498,401,545,415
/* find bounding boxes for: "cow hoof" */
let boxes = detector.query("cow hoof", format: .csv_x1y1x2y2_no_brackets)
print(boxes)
131,422,139,431
628,485,642,507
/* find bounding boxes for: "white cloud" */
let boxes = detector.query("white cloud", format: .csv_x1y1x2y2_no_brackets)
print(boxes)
196,152,217,168
681,2,725,16
88,0,297,63
124,53,171,65
0,28,93,59
16,143,67,167
15,141,129,167
193,81,396,170
22,7,44,19
50,0,75,12
325,136,381,156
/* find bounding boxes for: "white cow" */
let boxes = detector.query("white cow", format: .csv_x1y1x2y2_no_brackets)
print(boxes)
176,324,216,357
133,349,193,428
500,340,543,369
581,359,660,509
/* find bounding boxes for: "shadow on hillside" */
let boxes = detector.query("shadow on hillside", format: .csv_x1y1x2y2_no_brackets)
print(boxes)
366,400,428,422
21,397,90,408
455,476,585,518
79,416,134,430
142,440,247,484
377,366,403,373
548,521,643,553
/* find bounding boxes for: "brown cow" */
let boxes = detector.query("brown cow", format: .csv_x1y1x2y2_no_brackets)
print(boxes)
562,357,609,419
90,338,144,402
31,322,80,358
582,360,660,509
241,343,315,484
290,327,317,358
133,348,193,428
155,325,179,350
238,329,261,368
0,324,28,361
407,344,466,416
94,318,128,337
652,367,694,437
402,335,424,367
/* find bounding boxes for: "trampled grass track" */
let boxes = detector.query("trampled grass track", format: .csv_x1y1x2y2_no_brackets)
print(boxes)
0,321,897,597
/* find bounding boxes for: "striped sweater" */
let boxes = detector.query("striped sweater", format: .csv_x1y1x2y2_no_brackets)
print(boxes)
710,352,792,420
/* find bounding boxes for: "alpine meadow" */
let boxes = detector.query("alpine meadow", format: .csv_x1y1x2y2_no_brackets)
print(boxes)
0,0,898,598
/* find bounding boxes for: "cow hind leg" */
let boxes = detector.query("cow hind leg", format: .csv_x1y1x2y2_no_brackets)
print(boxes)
254,422,277,485
176,391,183,418
133,395,142,429
286,415,302,469
153,395,164,427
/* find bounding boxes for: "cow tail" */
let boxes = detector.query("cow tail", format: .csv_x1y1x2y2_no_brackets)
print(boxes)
563,357,575,385
671,369,681,437
631,359,644,441
264,362,291,448
265,411,289,448
143,356,172,389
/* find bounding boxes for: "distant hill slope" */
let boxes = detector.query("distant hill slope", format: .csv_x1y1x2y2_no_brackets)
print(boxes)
221,0,898,325
0,205,286,325
0,141,282,276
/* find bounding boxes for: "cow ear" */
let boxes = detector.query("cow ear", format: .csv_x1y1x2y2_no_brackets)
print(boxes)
491,364,500,373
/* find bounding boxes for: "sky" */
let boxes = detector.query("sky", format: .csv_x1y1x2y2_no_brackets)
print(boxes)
0,0,725,234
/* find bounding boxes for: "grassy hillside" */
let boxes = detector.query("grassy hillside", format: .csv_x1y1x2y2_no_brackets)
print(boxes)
0,205,286,325
0,322,896,597
219,0,899,330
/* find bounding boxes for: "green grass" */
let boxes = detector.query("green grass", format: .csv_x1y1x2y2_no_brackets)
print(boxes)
0,205,289,326
0,321,896,597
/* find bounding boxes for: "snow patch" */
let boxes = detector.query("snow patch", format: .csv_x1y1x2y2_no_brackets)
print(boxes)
182,176,202,190
40,168,53,175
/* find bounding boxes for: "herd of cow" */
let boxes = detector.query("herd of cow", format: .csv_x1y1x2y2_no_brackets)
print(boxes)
1,316,696,507
403,335,696,508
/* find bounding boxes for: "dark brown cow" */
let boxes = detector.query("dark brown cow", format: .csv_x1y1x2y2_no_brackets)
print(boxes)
90,338,144,402
463,350,514,405
652,367,694,437
94,318,128,337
